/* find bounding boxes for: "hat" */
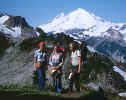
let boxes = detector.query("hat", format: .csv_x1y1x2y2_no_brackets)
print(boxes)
38,41,44,46
59,48,65,52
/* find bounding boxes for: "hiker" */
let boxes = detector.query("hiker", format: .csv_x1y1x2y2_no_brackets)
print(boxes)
34,41,47,91
48,44,64,93
68,41,81,94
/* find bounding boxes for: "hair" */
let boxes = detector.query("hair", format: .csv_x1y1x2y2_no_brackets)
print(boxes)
70,41,80,52
53,43,61,53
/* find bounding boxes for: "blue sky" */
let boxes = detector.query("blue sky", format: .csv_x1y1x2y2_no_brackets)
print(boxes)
0,0,126,26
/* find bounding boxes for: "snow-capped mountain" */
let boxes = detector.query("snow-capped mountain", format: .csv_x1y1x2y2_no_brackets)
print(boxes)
39,8,126,63
39,8,126,39
40,8,112,33
0,14,37,38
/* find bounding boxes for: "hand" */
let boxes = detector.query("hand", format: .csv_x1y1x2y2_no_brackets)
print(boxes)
34,62,37,72
51,67,55,70
34,67,37,72
69,68,72,73
78,69,80,74
56,66,60,70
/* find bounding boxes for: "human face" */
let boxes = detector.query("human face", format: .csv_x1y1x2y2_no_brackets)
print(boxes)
40,44,44,50
69,43,73,51
54,46,57,53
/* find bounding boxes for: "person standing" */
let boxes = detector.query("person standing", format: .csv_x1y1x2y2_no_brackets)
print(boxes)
34,41,47,91
49,44,64,93
68,41,81,94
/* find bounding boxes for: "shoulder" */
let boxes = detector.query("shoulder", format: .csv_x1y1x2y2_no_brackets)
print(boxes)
59,52,63,57
73,50,80,54
76,50,81,56
50,53,54,57
76,49,80,53
34,49,39,57
34,49,40,53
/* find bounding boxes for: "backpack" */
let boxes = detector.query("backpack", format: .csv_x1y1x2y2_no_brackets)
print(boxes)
80,41,88,63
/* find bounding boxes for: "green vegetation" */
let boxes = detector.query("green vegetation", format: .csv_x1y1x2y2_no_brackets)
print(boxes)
36,27,47,39
0,85,126,100
19,31,74,52
80,52,113,83
19,37,41,52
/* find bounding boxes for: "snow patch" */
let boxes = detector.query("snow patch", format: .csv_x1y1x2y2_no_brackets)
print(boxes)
87,46,97,53
113,66,126,81
118,93,126,97
0,15,9,25
36,31,40,36
0,25,21,37
12,27,22,37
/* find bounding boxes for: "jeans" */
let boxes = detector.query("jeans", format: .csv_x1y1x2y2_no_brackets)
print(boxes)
53,74,62,93
37,68,44,90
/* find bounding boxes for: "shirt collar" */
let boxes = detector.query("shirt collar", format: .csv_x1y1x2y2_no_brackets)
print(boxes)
38,49,43,52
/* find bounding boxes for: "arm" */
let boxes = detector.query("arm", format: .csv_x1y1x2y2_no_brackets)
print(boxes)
34,57,37,72
77,50,81,73
78,56,81,73
49,54,54,69
49,54,53,66
56,53,64,70
56,57,63,70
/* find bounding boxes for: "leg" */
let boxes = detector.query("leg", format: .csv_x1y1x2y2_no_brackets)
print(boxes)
74,73,80,92
37,68,44,90
69,79,73,93
53,78,56,89
56,75,62,93
42,68,46,88
68,68,73,93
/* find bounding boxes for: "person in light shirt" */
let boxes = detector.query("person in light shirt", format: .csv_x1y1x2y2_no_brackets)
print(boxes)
49,44,64,93
68,41,81,94
34,42,47,91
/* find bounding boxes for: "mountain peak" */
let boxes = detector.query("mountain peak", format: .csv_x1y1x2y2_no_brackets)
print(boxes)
68,8,93,19
72,8,89,14
39,8,126,40
55,13,64,19
40,8,100,33
0,14,37,38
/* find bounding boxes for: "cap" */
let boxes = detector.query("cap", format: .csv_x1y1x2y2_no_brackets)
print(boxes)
38,41,44,46
59,48,65,52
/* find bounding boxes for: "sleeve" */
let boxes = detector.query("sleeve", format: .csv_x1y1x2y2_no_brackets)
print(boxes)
58,54,64,67
77,50,81,57
49,54,53,66
34,50,37,58
43,52,46,59
43,52,47,64
58,58,63,67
